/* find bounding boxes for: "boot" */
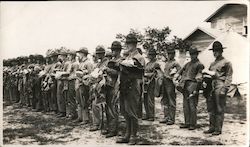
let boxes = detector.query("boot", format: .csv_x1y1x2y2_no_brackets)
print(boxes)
203,129,215,134
116,117,131,143
212,131,221,135
106,132,117,138
128,136,137,145
89,125,99,132
166,120,174,125
129,118,138,145
159,118,167,123
188,125,196,130
180,124,190,129
116,137,129,143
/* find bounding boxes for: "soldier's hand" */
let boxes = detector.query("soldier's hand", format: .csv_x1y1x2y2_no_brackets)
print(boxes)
202,69,215,76
220,87,228,96
202,81,207,88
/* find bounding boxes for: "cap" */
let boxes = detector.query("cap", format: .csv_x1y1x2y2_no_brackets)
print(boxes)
209,41,226,51
77,47,89,54
189,47,201,54
95,45,105,54
110,41,122,51
125,33,138,44
166,48,176,54
147,48,157,55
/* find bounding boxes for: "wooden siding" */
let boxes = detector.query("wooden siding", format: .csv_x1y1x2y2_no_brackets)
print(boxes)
209,5,247,35
185,30,215,51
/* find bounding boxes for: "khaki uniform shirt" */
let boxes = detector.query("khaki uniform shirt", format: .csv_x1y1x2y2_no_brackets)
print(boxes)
164,59,181,80
209,56,233,90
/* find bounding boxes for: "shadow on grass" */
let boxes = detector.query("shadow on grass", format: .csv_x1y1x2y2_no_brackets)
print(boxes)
3,106,80,145
137,124,163,145
169,137,224,145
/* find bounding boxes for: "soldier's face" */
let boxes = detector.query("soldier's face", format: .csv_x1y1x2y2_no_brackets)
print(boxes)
168,53,175,60
190,53,198,60
126,43,136,51
67,54,72,61
58,55,66,62
112,50,121,57
77,52,87,61
213,50,222,58
96,53,105,59
148,54,156,60
75,56,79,62
76,53,81,60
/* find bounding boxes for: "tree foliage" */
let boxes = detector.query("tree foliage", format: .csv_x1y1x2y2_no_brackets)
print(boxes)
115,26,192,54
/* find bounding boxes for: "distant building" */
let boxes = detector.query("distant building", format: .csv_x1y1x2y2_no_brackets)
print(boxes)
183,3,247,52
205,3,247,36
183,27,221,51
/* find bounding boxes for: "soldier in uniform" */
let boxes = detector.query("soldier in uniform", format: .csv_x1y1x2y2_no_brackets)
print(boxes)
49,50,60,113
3,61,10,104
175,47,204,130
143,48,161,121
160,48,181,125
116,34,145,145
40,51,54,112
89,45,109,132
203,41,233,135
63,50,77,120
74,47,93,124
11,58,21,104
56,49,68,117
104,41,124,137
19,57,30,107
105,51,113,60
34,59,43,111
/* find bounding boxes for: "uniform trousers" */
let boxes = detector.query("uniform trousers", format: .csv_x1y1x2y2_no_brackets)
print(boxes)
207,80,227,132
161,77,176,123
183,80,199,126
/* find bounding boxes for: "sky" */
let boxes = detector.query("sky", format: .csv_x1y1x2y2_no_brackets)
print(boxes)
0,1,234,59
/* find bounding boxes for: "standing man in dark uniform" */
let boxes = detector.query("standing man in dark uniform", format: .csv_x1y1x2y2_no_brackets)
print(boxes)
104,41,124,137
116,34,145,145
64,50,77,120
89,45,109,132
160,48,181,125
143,48,161,121
203,41,233,135
176,47,204,130
56,49,68,117
74,47,93,124
50,50,60,113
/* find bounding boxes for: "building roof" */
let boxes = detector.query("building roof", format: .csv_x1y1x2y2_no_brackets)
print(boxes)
205,3,247,22
183,27,222,41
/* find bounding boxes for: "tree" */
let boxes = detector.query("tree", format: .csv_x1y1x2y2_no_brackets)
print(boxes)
143,27,171,53
171,36,192,53
116,28,144,46
115,26,191,55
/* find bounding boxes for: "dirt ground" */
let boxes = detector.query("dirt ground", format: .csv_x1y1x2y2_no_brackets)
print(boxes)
3,93,247,145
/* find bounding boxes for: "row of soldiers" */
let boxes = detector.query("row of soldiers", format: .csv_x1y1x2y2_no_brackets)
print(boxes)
3,33,232,144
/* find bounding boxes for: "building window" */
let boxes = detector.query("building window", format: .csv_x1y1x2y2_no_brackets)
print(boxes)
243,17,247,36
217,19,226,30
244,26,247,35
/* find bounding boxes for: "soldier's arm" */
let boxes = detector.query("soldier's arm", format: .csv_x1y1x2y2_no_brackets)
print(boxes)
85,62,94,74
106,67,118,76
174,62,182,72
195,63,205,83
195,63,205,93
223,62,233,89
174,63,186,80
